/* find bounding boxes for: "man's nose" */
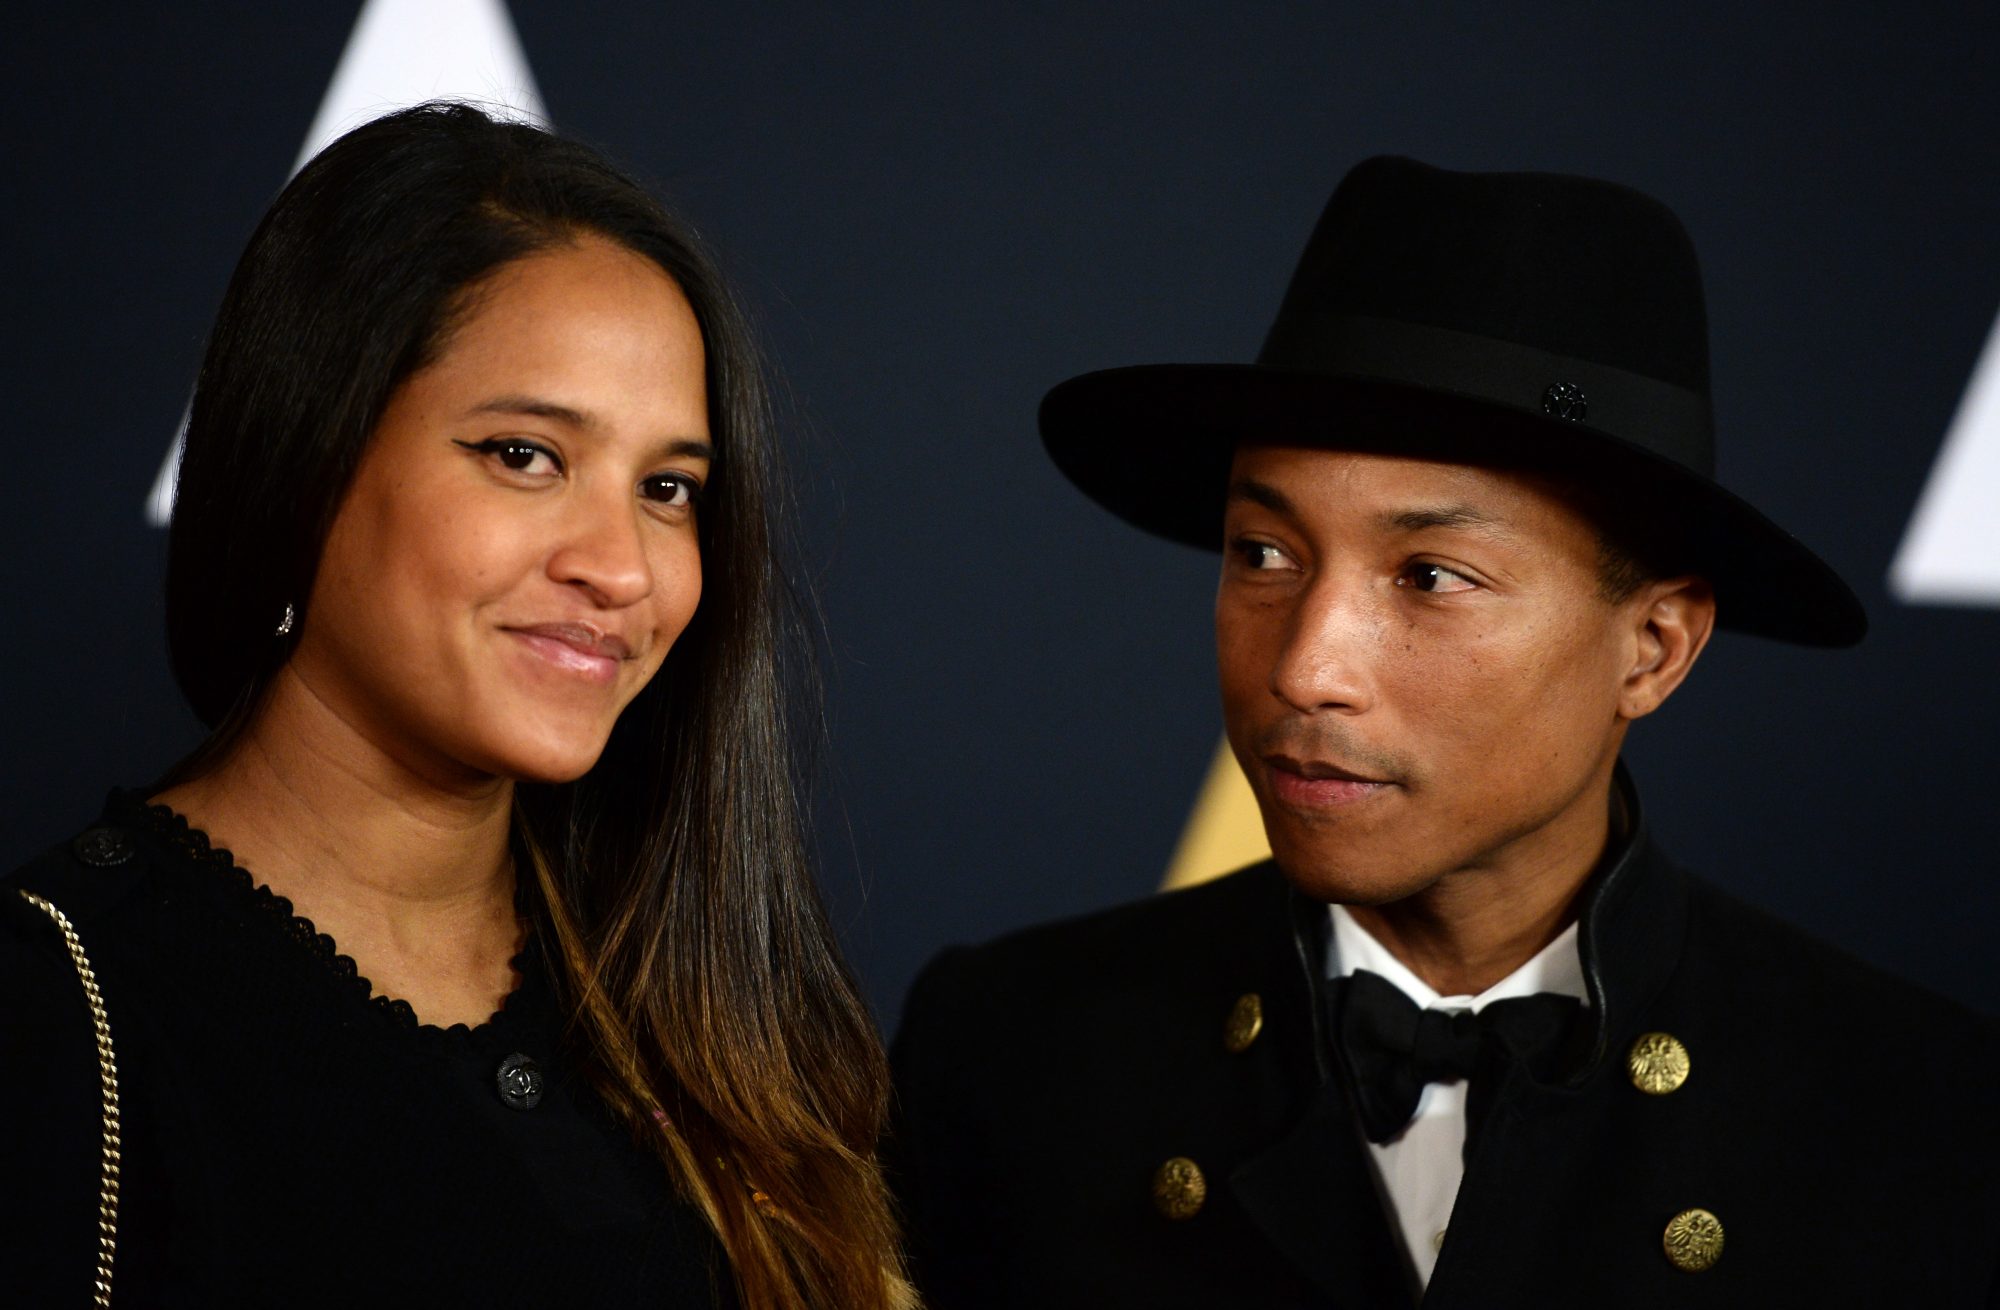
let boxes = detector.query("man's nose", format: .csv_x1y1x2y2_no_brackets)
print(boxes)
547,492,654,608
1269,573,1374,714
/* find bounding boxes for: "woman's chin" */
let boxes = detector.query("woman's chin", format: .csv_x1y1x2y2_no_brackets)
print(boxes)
470,726,615,787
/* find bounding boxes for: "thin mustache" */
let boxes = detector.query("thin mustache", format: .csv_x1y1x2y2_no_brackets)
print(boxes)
509,622,633,661
1252,724,1407,784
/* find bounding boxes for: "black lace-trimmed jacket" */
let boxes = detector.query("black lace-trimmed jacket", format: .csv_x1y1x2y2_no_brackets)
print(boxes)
0,791,735,1309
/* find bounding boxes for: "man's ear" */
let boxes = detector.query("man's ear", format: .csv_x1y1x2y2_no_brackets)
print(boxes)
1619,576,1716,722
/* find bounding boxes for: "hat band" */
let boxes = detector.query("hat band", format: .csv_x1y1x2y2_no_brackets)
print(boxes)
1257,312,1717,475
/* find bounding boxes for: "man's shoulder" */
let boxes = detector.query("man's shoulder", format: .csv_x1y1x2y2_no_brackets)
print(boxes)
916,860,1289,991
1688,874,1990,1012
1680,871,1998,1070
894,860,1302,1068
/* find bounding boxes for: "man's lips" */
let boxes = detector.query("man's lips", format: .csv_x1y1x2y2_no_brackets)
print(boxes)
504,622,633,685
1262,753,1396,808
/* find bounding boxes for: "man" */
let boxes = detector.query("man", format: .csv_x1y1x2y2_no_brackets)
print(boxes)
888,159,2000,1308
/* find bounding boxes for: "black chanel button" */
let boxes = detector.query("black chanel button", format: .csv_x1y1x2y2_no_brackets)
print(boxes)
496,1053,544,1110
72,826,135,868
1541,381,1588,422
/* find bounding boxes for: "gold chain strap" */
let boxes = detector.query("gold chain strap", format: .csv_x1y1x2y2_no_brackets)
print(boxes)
18,889,122,1308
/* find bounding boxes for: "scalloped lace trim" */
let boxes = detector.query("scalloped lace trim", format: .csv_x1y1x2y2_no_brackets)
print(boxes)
124,798,527,1040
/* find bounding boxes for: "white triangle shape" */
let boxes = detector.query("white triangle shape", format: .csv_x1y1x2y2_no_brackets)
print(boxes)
147,0,546,526
1890,306,2000,605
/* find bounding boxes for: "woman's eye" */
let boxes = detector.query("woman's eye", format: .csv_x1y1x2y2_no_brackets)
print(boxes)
641,473,701,508
1397,562,1479,594
457,437,561,477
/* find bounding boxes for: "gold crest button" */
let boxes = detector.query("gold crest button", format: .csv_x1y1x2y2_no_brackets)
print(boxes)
1662,1208,1724,1272
1151,1157,1207,1220
1223,993,1264,1053
1627,1032,1691,1095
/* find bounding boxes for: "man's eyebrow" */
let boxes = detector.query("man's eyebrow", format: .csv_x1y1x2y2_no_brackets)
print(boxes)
1227,484,1512,537
1225,479,1295,516
1385,503,1511,536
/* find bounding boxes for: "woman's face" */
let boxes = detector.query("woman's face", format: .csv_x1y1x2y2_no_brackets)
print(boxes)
291,236,711,786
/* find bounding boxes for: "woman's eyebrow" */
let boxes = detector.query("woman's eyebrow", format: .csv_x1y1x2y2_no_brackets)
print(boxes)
468,394,593,428
468,395,713,461
653,438,715,461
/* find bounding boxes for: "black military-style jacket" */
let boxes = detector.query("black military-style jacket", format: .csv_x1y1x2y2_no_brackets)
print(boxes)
888,796,2000,1308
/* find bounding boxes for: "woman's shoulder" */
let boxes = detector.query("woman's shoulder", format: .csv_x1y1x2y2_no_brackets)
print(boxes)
0,801,149,1299
0,789,223,1024
3,791,169,938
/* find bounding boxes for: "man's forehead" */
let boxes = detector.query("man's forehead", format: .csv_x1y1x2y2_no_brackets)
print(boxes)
1224,443,1543,535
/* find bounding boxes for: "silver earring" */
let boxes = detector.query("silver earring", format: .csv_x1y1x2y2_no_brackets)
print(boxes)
275,604,296,638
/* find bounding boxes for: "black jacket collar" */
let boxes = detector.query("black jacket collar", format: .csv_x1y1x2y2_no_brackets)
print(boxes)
1280,761,1689,1090
1234,765,1691,1305
1567,764,1690,1082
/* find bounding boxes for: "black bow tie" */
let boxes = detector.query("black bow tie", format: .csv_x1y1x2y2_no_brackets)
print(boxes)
1328,969,1583,1145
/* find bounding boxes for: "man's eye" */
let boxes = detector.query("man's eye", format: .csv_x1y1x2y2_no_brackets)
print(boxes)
1397,563,1478,594
457,437,560,477
1231,539,1289,570
641,473,701,508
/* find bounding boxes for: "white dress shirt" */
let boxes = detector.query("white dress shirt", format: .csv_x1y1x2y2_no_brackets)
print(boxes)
1326,906,1588,1290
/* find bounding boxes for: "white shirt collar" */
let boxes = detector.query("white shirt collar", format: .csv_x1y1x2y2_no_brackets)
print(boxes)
1327,904,1589,1012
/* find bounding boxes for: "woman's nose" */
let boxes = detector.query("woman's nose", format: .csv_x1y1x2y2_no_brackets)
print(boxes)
547,495,654,608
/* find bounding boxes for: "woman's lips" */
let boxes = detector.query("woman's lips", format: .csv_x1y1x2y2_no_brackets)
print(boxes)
505,623,630,686
1264,758,1394,809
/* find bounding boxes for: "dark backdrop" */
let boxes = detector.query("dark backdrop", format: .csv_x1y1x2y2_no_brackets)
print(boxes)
5,3,1996,1033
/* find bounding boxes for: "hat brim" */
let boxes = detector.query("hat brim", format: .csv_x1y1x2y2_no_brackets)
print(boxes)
1040,363,1866,648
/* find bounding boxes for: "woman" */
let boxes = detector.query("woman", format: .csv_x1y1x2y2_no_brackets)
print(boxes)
2,103,909,1308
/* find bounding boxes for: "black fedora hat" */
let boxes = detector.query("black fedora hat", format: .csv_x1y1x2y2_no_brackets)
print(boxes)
1040,157,1865,647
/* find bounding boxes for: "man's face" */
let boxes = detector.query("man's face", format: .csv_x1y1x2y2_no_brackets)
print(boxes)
1216,444,1667,905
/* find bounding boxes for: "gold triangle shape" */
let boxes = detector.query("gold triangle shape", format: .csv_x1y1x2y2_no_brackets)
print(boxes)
1161,738,1272,891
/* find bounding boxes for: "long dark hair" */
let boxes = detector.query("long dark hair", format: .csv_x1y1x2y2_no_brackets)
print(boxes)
162,102,909,1309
